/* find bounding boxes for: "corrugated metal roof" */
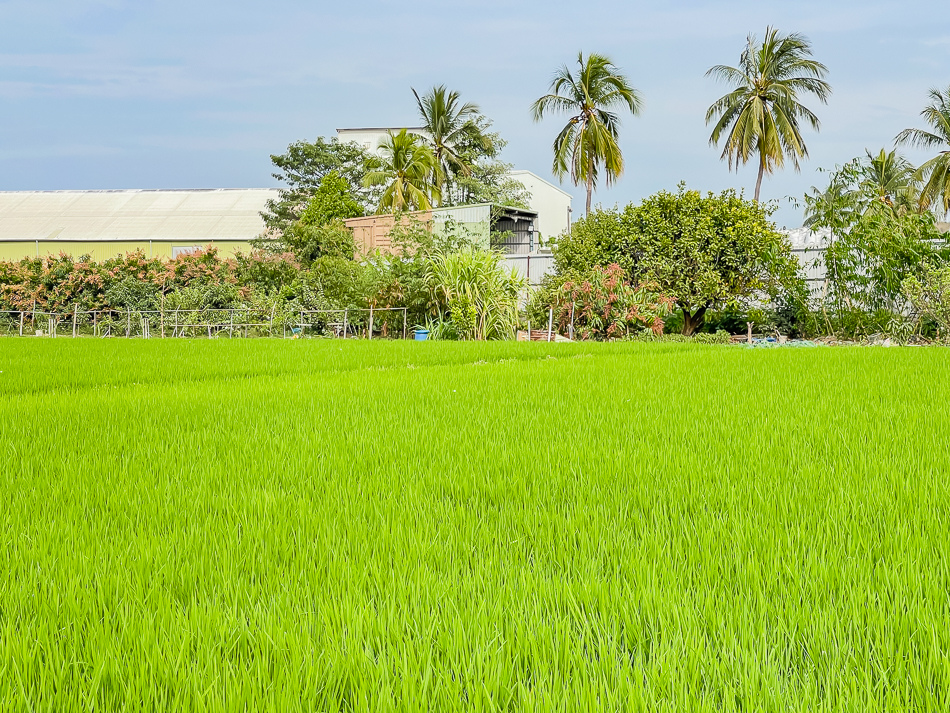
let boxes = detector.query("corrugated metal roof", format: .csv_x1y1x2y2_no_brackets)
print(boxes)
0,189,279,242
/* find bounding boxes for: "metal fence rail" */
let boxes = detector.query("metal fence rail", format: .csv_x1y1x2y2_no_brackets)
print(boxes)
0,307,410,339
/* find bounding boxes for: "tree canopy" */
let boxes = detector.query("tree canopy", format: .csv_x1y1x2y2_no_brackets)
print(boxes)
706,27,831,201
264,137,378,233
364,129,441,212
553,186,803,334
532,52,642,214
896,85,950,216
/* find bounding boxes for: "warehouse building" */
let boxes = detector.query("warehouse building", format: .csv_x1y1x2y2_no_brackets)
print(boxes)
0,188,278,262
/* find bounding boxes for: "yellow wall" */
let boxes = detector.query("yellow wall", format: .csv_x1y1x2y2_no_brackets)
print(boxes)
0,241,255,263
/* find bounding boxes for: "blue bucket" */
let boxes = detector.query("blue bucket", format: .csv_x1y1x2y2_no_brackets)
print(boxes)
414,329,430,341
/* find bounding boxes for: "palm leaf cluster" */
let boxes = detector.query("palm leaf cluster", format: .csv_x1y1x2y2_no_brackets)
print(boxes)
364,129,440,212
531,52,642,213
413,85,493,200
896,86,950,216
705,27,831,200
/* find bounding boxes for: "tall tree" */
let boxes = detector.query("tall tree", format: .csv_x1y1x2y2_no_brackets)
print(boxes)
264,137,378,232
895,86,950,216
531,52,643,214
706,27,831,201
364,129,440,212
412,85,492,201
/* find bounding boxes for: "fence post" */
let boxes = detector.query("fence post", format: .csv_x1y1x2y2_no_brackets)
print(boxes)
229,309,233,338
342,309,348,340
547,308,553,342
73,304,78,338
402,309,407,340
368,307,373,340
19,311,24,337
747,322,753,345
160,308,165,339
569,303,575,341
126,308,131,338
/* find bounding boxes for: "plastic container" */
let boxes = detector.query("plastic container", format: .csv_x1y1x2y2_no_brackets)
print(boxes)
413,329,430,341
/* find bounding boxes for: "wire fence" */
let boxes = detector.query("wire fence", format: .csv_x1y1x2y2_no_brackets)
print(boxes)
0,306,410,339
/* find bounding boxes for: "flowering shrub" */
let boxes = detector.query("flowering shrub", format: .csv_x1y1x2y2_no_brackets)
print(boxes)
553,263,674,340
0,248,297,313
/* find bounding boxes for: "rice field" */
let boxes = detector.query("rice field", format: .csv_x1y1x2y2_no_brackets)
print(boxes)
1,338,948,712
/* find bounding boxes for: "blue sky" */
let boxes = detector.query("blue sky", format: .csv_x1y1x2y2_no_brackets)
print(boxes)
0,0,948,226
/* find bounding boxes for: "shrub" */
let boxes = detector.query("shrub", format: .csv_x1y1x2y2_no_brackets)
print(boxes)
552,186,805,335
904,263,950,338
551,264,674,341
425,248,525,340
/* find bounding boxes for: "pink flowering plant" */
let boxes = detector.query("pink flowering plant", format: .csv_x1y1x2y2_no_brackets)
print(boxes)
554,263,674,340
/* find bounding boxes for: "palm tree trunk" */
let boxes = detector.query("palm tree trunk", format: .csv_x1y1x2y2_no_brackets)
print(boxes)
586,175,593,214
754,153,766,202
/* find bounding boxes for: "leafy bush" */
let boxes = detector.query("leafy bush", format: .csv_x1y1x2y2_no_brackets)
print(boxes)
282,220,358,265
552,186,804,335
904,263,950,338
693,330,732,344
425,247,525,340
823,211,945,317
550,264,674,340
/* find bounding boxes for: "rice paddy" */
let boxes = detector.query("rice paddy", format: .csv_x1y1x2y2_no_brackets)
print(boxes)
1,339,948,711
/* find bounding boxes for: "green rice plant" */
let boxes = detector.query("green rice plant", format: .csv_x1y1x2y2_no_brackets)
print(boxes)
0,339,948,711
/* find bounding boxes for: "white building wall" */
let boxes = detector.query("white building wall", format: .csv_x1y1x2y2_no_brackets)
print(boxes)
509,170,572,244
336,128,428,157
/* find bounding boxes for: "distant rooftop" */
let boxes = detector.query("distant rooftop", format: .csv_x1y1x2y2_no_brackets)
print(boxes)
0,188,279,242
336,127,426,133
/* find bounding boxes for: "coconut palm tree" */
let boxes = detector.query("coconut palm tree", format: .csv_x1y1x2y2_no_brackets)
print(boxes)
706,27,831,201
363,129,440,213
531,52,642,214
412,85,491,202
860,148,919,215
895,86,950,216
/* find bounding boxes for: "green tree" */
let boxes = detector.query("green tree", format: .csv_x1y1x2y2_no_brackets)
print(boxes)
860,149,919,216
298,171,364,227
264,137,378,232
452,155,531,209
895,86,950,216
706,27,831,201
824,211,943,318
412,85,492,201
804,150,919,228
283,221,358,266
364,130,440,212
552,186,803,335
531,52,643,214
